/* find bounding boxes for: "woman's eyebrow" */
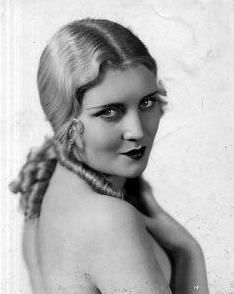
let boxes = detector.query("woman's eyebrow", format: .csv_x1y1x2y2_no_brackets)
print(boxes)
85,90,162,110
85,102,124,110
146,90,166,97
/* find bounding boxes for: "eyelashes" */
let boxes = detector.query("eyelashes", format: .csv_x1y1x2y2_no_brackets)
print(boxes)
93,94,167,122
94,104,125,121
139,95,167,111
95,105,123,121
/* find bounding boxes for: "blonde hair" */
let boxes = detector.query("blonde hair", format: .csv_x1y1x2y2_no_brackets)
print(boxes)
10,18,157,219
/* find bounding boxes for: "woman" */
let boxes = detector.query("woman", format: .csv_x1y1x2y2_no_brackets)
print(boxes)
10,18,209,294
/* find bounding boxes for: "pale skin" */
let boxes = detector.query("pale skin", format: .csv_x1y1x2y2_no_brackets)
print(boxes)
23,65,209,293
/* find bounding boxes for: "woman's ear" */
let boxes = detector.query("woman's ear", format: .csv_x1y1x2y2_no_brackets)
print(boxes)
72,118,85,150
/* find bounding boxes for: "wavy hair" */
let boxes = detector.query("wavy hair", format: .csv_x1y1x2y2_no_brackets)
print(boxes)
9,18,158,219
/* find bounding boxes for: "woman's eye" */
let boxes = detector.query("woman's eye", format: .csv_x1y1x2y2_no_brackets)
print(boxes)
139,97,157,110
139,95,167,112
97,107,122,121
102,108,117,117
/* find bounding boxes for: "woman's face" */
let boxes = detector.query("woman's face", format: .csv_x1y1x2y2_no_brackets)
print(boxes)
77,65,163,179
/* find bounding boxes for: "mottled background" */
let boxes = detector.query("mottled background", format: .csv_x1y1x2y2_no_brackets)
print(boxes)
1,0,234,293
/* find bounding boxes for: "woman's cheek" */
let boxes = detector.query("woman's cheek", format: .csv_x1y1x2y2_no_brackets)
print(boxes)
85,123,122,151
145,114,161,137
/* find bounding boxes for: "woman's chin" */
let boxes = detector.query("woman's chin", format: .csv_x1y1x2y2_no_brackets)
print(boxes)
125,168,146,178
116,162,148,178
86,155,149,179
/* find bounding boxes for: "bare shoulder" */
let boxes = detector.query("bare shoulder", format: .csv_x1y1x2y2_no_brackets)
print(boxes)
61,194,143,247
39,187,139,251
39,163,142,243
91,195,143,226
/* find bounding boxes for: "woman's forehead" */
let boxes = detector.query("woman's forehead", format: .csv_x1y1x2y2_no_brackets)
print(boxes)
82,65,158,108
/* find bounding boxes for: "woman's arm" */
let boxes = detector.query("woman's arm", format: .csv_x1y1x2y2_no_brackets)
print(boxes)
144,213,209,294
170,242,209,293
138,183,209,294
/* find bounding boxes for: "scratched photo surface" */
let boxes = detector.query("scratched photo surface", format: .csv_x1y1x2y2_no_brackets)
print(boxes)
1,1,234,293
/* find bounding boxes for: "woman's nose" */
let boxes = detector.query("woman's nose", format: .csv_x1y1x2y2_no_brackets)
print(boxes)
122,112,144,141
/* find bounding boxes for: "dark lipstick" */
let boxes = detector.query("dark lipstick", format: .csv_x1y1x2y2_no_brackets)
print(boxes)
122,146,146,160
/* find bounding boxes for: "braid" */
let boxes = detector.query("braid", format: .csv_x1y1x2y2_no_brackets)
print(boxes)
9,138,57,219
51,139,124,200
9,137,124,219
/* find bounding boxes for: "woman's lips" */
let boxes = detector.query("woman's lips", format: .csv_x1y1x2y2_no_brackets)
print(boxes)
121,146,146,160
